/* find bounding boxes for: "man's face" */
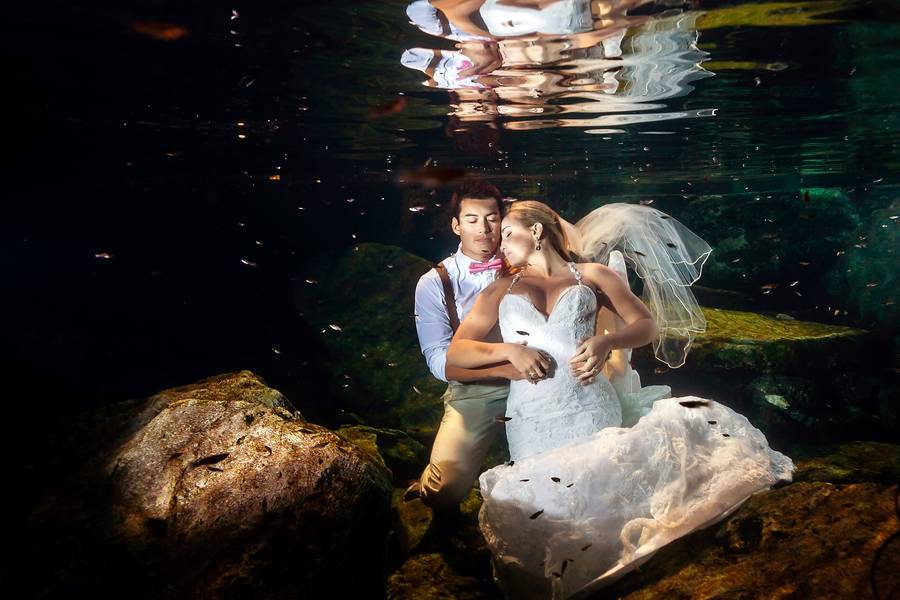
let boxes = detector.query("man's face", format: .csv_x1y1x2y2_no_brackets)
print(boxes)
452,197,502,260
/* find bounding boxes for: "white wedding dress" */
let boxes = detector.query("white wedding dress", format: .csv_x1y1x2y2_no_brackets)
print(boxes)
478,259,796,599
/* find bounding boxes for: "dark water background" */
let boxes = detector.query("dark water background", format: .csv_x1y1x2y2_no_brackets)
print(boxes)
4,0,898,430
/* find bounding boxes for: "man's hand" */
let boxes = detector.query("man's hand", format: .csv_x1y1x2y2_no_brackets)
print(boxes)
496,362,529,381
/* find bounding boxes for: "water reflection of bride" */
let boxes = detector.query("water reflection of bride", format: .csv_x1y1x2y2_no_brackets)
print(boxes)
401,0,714,131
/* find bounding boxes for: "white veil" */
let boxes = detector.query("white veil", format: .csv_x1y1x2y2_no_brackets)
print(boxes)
561,202,712,369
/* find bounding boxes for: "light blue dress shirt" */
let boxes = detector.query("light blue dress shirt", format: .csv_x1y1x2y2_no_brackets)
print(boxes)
414,244,501,382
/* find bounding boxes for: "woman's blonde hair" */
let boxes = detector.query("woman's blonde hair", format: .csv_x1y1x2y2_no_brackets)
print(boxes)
501,200,581,275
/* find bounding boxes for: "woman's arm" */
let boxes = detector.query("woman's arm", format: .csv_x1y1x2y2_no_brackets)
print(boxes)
447,280,552,378
570,263,660,381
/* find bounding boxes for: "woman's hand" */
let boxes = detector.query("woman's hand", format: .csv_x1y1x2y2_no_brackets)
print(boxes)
569,334,614,385
504,342,552,384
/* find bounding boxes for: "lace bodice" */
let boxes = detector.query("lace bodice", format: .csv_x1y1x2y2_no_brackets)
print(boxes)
498,263,622,461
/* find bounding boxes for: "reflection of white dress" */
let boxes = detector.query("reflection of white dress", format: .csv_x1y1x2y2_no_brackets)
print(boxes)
478,262,796,599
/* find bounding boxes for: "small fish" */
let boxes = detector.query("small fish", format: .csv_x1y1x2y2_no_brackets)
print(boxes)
760,283,779,290
328,324,343,331
369,97,408,120
551,477,560,483
634,250,646,257
679,399,709,408
516,330,530,336
660,215,671,219
866,282,879,288
708,420,717,424
561,559,571,576
94,252,113,260
666,242,677,249
387,362,398,367
508,460,515,466
240,258,258,267
399,165,468,188
520,479,530,482
722,433,731,437
799,261,810,266
412,385,422,395
131,20,189,41
530,509,544,519
566,483,574,488
581,543,592,551
305,279,318,284
408,206,426,212
495,416,512,422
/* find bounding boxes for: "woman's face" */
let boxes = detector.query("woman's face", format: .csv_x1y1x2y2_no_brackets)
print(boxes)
499,215,536,267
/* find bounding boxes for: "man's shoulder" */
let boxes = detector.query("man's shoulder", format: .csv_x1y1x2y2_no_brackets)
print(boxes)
415,257,453,296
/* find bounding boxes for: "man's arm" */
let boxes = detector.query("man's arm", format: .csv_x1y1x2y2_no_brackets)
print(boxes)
414,271,522,383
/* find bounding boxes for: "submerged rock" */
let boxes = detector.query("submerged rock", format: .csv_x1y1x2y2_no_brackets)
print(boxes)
26,371,393,599
336,424,429,483
295,243,449,433
582,441,900,599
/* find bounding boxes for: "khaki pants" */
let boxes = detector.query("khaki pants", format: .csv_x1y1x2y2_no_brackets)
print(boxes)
415,381,509,510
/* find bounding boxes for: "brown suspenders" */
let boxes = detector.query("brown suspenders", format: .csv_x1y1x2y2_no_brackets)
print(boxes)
434,264,460,333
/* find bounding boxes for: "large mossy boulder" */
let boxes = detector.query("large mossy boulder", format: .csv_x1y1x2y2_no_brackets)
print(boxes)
25,371,394,599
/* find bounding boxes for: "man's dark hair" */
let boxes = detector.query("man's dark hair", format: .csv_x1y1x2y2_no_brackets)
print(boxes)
448,181,505,221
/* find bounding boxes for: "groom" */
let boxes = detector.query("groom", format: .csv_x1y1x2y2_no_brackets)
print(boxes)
404,181,525,517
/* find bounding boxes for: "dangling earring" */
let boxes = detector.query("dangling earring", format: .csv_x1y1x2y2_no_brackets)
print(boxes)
535,238,542,251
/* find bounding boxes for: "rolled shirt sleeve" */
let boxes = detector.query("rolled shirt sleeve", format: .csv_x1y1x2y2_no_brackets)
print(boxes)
414,270,452,382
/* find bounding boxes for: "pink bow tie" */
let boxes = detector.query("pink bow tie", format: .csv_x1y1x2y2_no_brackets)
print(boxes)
469,258,503,274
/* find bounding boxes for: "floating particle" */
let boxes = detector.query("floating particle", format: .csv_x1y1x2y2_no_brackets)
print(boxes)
760,283,779,290
412,386,422,395
754,76,762,86
408,206,426,212
799,261,810,266
237,133,247,139
231,9,239,19
581,544,592,551
272,347,281,354
387,362,398,367
654,365,669,374
297,206,306,211
94,252,113,260
790,281,799,287
346,198,355,203
866,282,879,288
766,62,788,71
731,258,741,263
305,279,318,284
639,199,654,205
328,323,343,331
240,258,258,267
268,174,280,181
387,264,394,269
775,313,795,320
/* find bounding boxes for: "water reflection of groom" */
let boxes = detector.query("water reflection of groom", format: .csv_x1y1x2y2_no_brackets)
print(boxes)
404,181,525,527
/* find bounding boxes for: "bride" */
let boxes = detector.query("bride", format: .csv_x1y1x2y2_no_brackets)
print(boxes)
445,200,795,599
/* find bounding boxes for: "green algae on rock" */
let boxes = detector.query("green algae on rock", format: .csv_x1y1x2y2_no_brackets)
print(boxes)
335,424,429,483
687,306,871,372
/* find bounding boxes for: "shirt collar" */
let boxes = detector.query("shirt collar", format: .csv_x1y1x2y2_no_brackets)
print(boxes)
452,243,500,273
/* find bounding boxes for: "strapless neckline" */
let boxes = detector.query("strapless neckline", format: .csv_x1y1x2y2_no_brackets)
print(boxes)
500,284,594,322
